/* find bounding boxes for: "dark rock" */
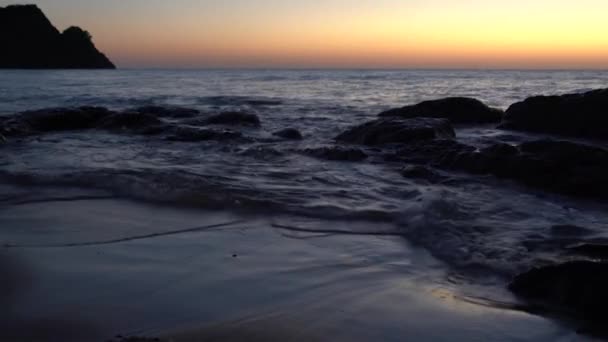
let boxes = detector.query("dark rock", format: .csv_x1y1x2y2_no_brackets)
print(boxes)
336,118,455,145
166,127,244,142
551,225,594,237
201,111,261,127
379,97,503,124
519,139,608,164
132,106,200,118
426,139,608,199
300,146,368,162
480,143,519,158
566,243,608,259
0,133,5,143
239,146,284,159
509,140,608,198
482,140,608,199
109,337,163,342
0,5,115,69
392,139,476,166
0,117,33,137
18,106,113,132
509,261,608,331
401,165,445,183
390,137,608,199
474,143,521,176
272,128,303,140
501,89,608,139
98,112,163,132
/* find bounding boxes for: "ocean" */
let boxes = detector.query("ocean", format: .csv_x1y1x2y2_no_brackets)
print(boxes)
1,69,607,341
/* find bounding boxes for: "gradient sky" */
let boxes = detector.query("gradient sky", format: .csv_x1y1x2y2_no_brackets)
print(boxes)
3,0,608,68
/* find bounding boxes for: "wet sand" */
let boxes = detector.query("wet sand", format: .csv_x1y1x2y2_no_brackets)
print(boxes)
0,198,585,341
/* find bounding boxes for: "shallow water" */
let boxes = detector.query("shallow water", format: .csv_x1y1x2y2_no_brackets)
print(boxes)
1,69,608,340
0,199,581,341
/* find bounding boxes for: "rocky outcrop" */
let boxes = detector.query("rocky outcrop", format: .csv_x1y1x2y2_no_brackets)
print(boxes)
379,97,503,124
132,106,200,118
299,146,368,162
390,139,476,166
400,165,445,183
1,106,114,136
1,106,173,136
336,118,455,145
565,243,608,259
501,89,608,139
19,106,114,131
98,112,165,134
0,106,264,143
388,138,608,200
0,5,115,69
272,128,303,140
200,111,261,127
509,261,608,333
166,127,245,142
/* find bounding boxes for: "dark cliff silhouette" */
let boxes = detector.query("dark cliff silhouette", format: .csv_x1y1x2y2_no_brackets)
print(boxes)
0,4,115,69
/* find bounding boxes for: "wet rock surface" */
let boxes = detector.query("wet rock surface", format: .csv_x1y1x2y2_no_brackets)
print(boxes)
199,111,261,127
272,128,303,140
501,88,608,139
336,117,455,145
550,225,594,237
97,112,164,133
166,127,246,142
17,106,113,132
565,243,608,259
379,97,503,124
389,138,608,199
131,106,200,118
509,261,608,334
299,146,368,162
400,165,445,183
390,139,476,166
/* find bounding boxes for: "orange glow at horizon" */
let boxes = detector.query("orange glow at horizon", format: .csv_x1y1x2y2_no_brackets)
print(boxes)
29,0,608,68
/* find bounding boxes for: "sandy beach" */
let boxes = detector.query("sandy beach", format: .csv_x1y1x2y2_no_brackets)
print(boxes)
0,196,581,341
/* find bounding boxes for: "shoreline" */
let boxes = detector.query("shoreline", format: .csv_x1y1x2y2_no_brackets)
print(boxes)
0,198,574,341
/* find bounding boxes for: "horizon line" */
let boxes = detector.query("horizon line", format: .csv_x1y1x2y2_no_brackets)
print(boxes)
10,66,606,72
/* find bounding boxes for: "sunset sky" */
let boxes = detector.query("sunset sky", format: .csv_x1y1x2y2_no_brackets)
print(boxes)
4,0,608,68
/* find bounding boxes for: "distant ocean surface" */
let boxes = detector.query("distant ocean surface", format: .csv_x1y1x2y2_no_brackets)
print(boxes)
2,69,608,115
1,69,608,279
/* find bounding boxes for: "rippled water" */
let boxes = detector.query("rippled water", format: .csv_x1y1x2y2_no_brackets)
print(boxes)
2,69,608,281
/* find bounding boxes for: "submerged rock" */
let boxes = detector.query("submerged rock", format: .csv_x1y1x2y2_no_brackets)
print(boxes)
501,88,608,139
379,97,503,124
272,128,303,140
19,106,113,132
132,106,200,118
471,140,608,199
98,112,163,132
166,127,245,142
401,165,445,183
201,111,261,127
509,261,608,332
300,146,368,161
391,139,476,166
0,117,32,137
550,225,594,237
388,137,608,199
336,118,455,145
239,146,284,159
566,243,608,259
511,140,608,198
